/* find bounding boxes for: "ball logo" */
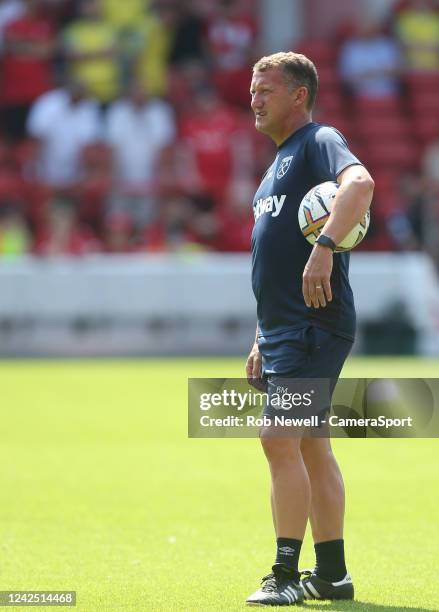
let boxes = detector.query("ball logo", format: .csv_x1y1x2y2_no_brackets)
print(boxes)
301,203,329,239
276,155,294,179
298,181,370,251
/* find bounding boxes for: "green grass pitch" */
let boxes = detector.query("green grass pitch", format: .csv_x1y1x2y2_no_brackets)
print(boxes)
0,357,438,611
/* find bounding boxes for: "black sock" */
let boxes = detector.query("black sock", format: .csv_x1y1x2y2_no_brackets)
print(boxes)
275,537,302,579
314,539,347,582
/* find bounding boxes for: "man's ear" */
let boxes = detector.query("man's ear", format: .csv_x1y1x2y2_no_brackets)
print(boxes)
294,86,308,107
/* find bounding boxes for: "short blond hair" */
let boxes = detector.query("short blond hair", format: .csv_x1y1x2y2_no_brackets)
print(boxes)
253,52,318,110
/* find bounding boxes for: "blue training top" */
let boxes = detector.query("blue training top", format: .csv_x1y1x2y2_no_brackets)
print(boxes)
251,122,363,345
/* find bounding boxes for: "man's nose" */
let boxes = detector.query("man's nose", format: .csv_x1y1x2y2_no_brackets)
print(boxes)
252,94,263,110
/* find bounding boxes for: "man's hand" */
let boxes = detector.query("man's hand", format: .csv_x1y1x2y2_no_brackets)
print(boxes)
302,244,333,308
246,342,266,391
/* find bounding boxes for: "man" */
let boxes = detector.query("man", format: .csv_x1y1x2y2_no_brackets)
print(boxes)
62,0,119,105
339,20,402,99
105,78,175,229
1,0,55,141
245,52,374,606
26,79,102,188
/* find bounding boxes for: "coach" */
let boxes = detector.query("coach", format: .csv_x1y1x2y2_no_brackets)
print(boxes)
245,52,374,606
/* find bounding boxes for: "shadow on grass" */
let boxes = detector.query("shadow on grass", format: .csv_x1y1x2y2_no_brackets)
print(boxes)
305,602,434,612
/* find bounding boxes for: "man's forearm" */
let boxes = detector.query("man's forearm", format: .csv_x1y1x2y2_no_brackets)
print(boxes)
322,166,374,246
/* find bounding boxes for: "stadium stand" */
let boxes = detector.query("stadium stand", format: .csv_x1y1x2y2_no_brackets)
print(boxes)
0,0,438,259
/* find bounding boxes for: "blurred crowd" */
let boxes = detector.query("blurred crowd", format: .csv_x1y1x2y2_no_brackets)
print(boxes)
0,0,438,259
333,0,439,263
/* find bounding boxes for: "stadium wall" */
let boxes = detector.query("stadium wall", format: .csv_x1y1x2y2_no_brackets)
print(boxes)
0,253,438,357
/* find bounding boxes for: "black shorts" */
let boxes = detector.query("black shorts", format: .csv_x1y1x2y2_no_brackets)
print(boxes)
260,325,353,420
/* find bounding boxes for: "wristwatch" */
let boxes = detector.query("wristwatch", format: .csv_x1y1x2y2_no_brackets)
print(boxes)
316,234,337,252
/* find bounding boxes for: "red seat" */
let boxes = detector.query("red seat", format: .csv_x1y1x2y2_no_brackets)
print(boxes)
412,115,439,144
356,116,412,141
405,73,439,94
409,93,439,114
353,96,404,117
315,114,354,141
373,186,401,212
372,170,400,193
363,141,419,171
294,40,336,67
317,66,341,89
315,91,344,115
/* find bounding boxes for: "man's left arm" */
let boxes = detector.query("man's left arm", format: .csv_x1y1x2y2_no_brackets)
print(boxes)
302,164,374,309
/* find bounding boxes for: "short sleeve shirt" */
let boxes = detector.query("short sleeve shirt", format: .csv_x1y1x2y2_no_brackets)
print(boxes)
2,16,54,104
64,21,119,102
251,122,362,348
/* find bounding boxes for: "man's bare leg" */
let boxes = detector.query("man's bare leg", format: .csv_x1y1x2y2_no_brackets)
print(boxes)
246,432,308,605
260,430,310,583
300,436,345,541
262,433,310,540
269,436,344,541
270,487,277,535
300,436,348,585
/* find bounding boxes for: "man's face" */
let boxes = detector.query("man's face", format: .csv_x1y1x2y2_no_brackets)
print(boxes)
250,67,297,139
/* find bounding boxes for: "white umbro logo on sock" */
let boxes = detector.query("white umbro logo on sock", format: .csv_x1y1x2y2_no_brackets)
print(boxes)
278,546,295,555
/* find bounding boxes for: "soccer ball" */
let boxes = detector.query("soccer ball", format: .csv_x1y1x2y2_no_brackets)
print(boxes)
298,181,370,252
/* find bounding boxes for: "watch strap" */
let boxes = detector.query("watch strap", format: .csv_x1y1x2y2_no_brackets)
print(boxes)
316,234,336,251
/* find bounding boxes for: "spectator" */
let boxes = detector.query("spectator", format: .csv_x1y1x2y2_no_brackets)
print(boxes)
393,0,439,72
144,192,221,252
0,201,29,256
217,178,254,251
33,193,101,255
101,0,146,31
387,173,438,258
0,0,24,48
422,137,439,189
68,141,112,237
39,0,78,28
62,0,119,105
177,85,254,204
167,0,207,67
339,20,402,99
184,193,222,250
142,193,193,252
105,78,175,229
103,211,135,252
135,3,173,97
26,79,102,188
99,0,152,90
381,146,434,253
205,0,257,107
0,0,56,141
167,59,211,114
